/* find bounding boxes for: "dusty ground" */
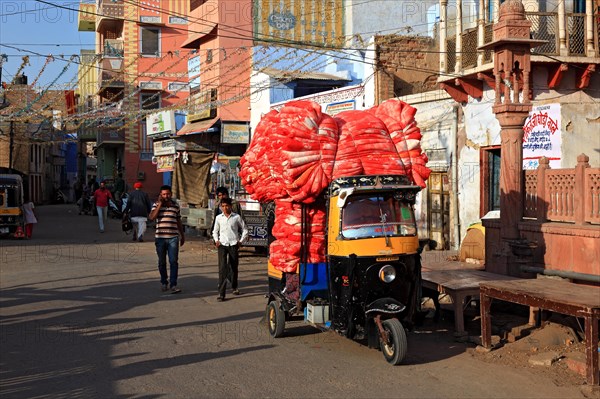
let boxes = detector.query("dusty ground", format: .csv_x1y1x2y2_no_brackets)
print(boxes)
423,297,593,390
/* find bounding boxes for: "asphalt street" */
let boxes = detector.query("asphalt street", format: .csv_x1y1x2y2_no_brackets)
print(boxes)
0,204,588,398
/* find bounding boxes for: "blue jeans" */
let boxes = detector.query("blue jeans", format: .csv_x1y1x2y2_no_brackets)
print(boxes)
155,237,179,287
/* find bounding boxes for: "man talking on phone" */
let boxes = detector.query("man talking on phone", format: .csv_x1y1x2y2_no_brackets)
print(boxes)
149,185,185,294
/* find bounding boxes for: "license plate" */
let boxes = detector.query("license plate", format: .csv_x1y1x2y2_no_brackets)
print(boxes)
0,227,9,234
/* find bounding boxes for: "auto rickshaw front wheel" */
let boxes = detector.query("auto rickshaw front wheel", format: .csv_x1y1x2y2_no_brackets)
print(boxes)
266,301,285,338
380,319,407,365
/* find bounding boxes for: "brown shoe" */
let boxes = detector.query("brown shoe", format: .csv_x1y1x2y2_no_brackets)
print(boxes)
232,289,240,295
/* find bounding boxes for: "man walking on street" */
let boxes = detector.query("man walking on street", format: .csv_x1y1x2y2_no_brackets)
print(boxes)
211,186,243,231
124,182,152,242
149,185,185,294
213,197,248,301
93,181,113,233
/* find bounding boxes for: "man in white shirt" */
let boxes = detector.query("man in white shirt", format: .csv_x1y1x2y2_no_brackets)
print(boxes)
212,197,248,301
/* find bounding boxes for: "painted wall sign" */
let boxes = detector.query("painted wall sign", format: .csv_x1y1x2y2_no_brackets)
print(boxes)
253,0,345,47
522,103,562,169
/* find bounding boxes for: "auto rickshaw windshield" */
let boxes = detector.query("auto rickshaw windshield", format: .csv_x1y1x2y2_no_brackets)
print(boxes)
341,192,417,239
0,186,20,207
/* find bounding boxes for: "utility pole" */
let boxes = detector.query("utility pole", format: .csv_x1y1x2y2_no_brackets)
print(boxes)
9,121,15,173
0,54,7,108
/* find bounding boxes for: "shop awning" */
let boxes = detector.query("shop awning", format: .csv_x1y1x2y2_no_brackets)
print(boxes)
181,22,217,48
176,117,220,136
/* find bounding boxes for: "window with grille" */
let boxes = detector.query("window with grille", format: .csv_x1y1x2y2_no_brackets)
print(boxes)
481,146,501,216
141,27,160,56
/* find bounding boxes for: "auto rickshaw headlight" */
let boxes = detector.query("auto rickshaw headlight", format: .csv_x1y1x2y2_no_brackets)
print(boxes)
379,265,396,283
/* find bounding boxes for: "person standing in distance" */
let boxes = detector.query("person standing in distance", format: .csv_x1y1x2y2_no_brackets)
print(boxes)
93,181,113,233
148,185,185,294
124,182,152,242
213,197,248,301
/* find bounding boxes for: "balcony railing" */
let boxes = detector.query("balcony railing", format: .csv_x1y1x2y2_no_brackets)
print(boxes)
444,11,598,73
103,39,123,58
526,12,559,55
98,57,124,93
523,154,600,225
97,0,124,31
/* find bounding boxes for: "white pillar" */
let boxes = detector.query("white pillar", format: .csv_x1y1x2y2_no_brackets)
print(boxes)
558,0,567,55
477,0,485,66
440,0,448,74
455,0,463,73
492,0,500,22
586,0,596,56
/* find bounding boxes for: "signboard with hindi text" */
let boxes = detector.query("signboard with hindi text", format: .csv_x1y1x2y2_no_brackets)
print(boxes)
153,139,176,156
522,103,562,170
188,89,217,122
221,123,250,144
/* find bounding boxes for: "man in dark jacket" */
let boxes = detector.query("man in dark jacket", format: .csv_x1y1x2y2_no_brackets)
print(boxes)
124,182,152,242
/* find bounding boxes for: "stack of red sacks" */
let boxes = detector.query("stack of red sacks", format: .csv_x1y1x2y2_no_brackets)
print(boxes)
239,101,338,204
240,99,431,273
370,99,431,187
332,110,408,178
268,199,327,272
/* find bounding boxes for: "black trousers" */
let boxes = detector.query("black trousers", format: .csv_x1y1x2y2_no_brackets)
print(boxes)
218,244,239,297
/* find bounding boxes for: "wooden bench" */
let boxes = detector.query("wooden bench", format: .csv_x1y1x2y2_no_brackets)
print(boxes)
480,279,600,386
421,270,516,335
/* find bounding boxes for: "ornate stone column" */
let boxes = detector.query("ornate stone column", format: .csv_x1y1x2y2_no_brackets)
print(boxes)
479,0,545,274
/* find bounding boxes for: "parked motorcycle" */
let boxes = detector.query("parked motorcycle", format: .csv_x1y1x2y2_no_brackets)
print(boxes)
108,193,128,219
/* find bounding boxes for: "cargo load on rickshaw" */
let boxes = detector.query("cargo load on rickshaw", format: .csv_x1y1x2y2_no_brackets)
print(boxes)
240,99,430,365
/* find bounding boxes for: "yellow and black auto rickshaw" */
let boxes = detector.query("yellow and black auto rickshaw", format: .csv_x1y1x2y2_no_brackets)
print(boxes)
266,174,421,365
0,174,25,238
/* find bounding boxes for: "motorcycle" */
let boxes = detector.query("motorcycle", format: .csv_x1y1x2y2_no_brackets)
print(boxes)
108,193,128,219
266,174,422,365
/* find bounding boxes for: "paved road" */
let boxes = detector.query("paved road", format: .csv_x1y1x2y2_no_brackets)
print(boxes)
0,205,587,398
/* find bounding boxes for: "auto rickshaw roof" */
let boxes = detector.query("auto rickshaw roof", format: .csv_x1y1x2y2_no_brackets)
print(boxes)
329,175,420,195
0,174,23,187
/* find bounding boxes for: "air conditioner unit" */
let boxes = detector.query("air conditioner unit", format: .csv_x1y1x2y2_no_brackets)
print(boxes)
139,81,162,90
137,171,146,180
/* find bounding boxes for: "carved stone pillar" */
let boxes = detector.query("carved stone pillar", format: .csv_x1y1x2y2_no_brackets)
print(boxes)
479,0,545,274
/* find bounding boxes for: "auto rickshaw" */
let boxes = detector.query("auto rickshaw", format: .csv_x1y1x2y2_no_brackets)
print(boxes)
266,174,421,365
0,174,25,238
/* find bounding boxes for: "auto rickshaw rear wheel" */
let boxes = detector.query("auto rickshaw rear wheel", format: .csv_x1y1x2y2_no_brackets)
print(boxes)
380,319,407,365
266,301,285,338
